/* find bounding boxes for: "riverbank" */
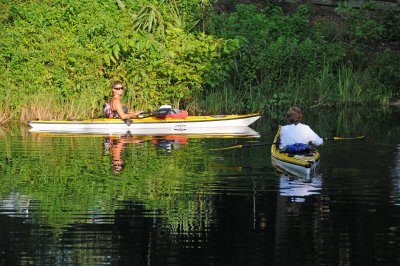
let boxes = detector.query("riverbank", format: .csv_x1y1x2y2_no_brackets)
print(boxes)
0,0,399,124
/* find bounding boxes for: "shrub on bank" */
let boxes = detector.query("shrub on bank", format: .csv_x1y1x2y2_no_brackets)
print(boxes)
200,3,400,114
0,0,398,123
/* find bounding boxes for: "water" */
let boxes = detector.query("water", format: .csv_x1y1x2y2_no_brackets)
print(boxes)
1,107,400,265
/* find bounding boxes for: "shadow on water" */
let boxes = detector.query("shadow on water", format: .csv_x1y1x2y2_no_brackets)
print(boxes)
0,107,400,265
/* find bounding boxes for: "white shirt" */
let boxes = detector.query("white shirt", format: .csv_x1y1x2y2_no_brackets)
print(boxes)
279,123,323,149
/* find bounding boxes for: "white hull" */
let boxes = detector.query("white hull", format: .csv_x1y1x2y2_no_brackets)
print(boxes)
28,114,261,134
271,156,319,178
29,126,261,137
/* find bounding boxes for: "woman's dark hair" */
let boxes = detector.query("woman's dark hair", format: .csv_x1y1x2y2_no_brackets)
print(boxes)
112,80,122,89
286,107,303,124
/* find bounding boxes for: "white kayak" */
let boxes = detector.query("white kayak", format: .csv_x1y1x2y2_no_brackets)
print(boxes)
28,113,261,134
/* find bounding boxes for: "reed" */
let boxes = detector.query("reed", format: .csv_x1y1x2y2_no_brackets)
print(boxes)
0,109,13,125
200,84,247,114
285,62,337,108
19,94,102,123
314,62,336,106
197,59,389,116
0,82,14,124
337,65,358,105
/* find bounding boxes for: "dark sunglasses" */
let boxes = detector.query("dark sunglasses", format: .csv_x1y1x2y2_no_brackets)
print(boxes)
113,87,124,90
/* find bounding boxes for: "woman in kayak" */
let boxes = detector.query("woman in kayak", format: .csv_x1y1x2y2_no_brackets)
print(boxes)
110,80,142,119
279,107,323,150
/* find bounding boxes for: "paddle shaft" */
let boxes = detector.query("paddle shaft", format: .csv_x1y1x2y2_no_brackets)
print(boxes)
210,142,277,150
211,135,365,151
324,136,365,140
242,136,365,147
241,142,277,148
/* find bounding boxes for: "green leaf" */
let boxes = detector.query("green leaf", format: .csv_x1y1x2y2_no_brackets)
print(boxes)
110,55,117,64
112,44,120,60
115,0,125,10
103,54,111,66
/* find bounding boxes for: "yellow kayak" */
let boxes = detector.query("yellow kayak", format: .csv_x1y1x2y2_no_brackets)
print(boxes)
271,126,320,177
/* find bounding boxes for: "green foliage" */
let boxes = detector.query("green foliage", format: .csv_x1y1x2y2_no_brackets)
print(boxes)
203,4,324,112
0,0,398,121
376,8,400,42
102,28,233,109
209,4,314,82
0,0,125,119
364,49,400,98
102,0,237,109
0,0,234,120
335,1,387,64
198,2,398,113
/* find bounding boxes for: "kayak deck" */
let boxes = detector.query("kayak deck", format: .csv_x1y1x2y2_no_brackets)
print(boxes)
29,113,260,124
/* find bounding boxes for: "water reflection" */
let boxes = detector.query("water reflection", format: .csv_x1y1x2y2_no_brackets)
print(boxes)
103,134,144,174
104,134,191,173
151,135,189,153
5,130,261,231
0,192,31,218
31,128,260,175
279,174,322,202
392,144,400,206
2,107,400,265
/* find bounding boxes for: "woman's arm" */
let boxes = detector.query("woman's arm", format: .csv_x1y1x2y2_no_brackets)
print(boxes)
127,111,143,117
112,99,139,119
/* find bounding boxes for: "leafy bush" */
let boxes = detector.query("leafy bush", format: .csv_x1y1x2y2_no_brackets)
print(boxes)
199,2,398,113
0,0,235,120
0,0,398,122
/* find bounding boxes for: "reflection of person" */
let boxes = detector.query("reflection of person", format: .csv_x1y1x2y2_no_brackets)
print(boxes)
279,174,322,202
110,80,142,119
104,135,143,174
279,107,323,150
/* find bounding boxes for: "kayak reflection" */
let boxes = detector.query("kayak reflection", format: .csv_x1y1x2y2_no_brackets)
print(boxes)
30,129,260,174
279,174,322,202
151,135,189,153
104,135,191,173
104,132,260,173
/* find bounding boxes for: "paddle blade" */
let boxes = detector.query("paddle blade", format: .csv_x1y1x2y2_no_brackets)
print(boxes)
332,136,365,140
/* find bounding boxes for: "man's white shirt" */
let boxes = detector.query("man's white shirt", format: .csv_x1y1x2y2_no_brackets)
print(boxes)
279,123,323,149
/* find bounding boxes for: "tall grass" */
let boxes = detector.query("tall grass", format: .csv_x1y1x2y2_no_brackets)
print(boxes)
337,65,359,105
0,108,14,125
19,94,103,122
198,60,392,116
0,89,14,125
199,84,247,114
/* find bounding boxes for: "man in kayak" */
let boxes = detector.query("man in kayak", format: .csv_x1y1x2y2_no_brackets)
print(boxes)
279,107,323,151
109,80,142,119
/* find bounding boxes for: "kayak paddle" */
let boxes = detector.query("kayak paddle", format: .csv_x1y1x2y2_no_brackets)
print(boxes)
324,136,365,140
210,142,277,151
210,135,365,151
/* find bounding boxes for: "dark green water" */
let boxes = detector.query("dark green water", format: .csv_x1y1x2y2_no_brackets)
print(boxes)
1,107,400,265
